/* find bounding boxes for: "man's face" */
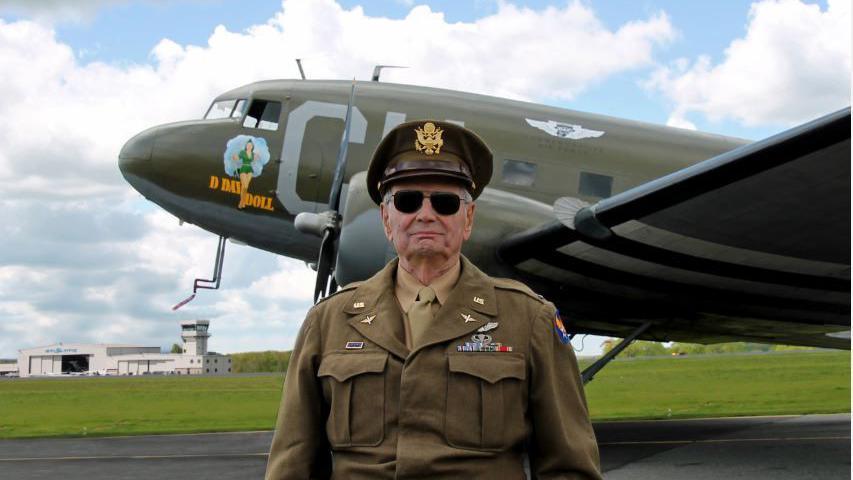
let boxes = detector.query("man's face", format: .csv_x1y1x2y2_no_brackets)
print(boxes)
380,179,476,264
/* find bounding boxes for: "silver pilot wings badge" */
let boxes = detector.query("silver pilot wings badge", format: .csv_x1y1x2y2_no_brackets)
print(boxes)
526,119,604,140
477,322,499,333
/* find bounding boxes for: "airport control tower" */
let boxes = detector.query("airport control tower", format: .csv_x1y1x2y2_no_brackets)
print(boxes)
181,320,210,355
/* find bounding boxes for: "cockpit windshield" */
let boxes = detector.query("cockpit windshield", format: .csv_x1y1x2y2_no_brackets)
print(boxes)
204,99,247,120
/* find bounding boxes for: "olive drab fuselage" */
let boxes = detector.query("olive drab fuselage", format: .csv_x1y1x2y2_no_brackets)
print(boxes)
118,79,746,341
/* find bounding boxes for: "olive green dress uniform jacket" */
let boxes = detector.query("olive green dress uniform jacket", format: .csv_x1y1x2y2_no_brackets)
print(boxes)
265,256,601,479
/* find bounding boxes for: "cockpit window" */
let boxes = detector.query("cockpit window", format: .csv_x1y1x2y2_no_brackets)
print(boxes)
243,100,282,131
205,100,237,120
231,99,247,118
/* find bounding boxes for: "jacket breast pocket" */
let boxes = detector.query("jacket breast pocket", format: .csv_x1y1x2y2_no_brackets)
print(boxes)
445,352,526,451
318,351,387,447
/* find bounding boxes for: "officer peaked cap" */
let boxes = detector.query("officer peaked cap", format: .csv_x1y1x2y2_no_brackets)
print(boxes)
366,120,493,205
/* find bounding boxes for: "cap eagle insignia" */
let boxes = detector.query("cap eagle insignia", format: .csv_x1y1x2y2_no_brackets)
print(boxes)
414,122,444,155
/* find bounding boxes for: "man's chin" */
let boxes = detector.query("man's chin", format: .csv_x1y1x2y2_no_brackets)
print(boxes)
404,245,450,261
412,247,443,257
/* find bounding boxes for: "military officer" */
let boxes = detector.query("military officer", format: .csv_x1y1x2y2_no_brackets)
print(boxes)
265,120,601,479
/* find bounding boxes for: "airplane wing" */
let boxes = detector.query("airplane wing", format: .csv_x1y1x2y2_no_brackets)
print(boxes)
499,108,851,349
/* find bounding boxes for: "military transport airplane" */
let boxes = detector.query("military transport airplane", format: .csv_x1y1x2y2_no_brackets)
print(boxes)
118,77,850,380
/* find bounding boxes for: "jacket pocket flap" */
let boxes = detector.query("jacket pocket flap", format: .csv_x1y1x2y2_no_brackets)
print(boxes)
448,353,526,384
319,352,388,382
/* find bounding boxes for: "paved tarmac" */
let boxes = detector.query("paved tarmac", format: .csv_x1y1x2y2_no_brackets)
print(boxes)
0,414,848,479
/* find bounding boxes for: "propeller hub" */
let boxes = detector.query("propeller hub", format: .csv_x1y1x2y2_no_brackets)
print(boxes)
295,211,340,237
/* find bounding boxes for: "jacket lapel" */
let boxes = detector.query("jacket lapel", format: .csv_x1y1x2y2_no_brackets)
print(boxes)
343,259,410,360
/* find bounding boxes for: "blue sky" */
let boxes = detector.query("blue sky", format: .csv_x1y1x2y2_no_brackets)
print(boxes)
0,0,848,358
24,0,832,139
50,0,758,65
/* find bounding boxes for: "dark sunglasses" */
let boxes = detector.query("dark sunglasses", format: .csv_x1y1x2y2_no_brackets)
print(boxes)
390,190,467,215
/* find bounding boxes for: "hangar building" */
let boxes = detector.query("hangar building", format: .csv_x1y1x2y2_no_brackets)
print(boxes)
9,320,232,378
0,359,17,376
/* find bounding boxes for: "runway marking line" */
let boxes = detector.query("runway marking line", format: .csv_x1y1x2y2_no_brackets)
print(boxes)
65,429,274,440
599,435,850,446
1,436,848,462
596,414,803,424
0,452,270,462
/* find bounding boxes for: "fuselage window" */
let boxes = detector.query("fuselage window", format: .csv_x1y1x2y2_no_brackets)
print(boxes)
205,99,238,120
579,171,613,198
501,159,537,187
243,100,282,131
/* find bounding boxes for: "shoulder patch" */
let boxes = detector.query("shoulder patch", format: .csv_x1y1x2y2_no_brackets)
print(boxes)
492,277,546,304
553,310,571,345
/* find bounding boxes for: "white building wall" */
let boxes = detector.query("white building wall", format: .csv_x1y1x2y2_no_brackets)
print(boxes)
27,355,60,375
0,361,17,375
14,334,231,377
28,356,40,375
107,347,159,356
200,355,233,374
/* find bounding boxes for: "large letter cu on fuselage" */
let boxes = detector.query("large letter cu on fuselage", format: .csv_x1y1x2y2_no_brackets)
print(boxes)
277,100,464,215
277,101,368,215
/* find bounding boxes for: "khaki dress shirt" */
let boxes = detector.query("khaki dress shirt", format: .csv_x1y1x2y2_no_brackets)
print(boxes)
395,261,461,348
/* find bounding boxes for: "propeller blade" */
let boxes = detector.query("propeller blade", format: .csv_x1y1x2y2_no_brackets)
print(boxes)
328,80,356,211
313,80,355,302
313,229,335,303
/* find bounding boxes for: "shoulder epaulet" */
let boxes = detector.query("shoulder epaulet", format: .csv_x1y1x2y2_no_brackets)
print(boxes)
492,277,547,304
313,281,363,307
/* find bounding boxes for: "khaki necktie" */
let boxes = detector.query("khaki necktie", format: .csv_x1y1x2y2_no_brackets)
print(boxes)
409,286,436,348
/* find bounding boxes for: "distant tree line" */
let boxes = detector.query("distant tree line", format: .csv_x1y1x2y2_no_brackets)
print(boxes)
230,350,292,373
227,342,817,371
600,340,817,358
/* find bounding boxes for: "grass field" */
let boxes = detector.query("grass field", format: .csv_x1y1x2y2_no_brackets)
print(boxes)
0,350,848,439
582,351,850,421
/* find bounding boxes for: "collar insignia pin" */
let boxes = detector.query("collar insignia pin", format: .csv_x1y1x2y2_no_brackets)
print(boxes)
353,302,365,309
361,315,375,325
473,296,485,305
461,313,476,323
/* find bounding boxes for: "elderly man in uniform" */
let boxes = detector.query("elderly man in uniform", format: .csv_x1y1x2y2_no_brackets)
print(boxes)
265,120,601,479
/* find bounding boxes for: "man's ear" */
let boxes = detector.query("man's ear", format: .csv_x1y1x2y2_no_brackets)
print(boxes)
380,202,393,241
462,202,476,241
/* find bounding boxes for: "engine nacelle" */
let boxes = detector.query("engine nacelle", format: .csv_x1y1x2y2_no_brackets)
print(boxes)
335,171,396,286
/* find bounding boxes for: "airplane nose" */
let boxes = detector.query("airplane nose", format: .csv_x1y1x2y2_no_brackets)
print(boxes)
118,127,158,175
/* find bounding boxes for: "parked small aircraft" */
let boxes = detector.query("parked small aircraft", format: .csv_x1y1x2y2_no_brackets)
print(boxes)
118,75,850,378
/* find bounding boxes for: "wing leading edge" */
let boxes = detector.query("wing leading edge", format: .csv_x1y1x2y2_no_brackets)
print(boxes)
499,108,851,349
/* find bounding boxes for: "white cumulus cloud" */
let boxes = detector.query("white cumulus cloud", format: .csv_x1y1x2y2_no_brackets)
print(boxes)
0,0,677,357
267,0,675,101
648,0,851,128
